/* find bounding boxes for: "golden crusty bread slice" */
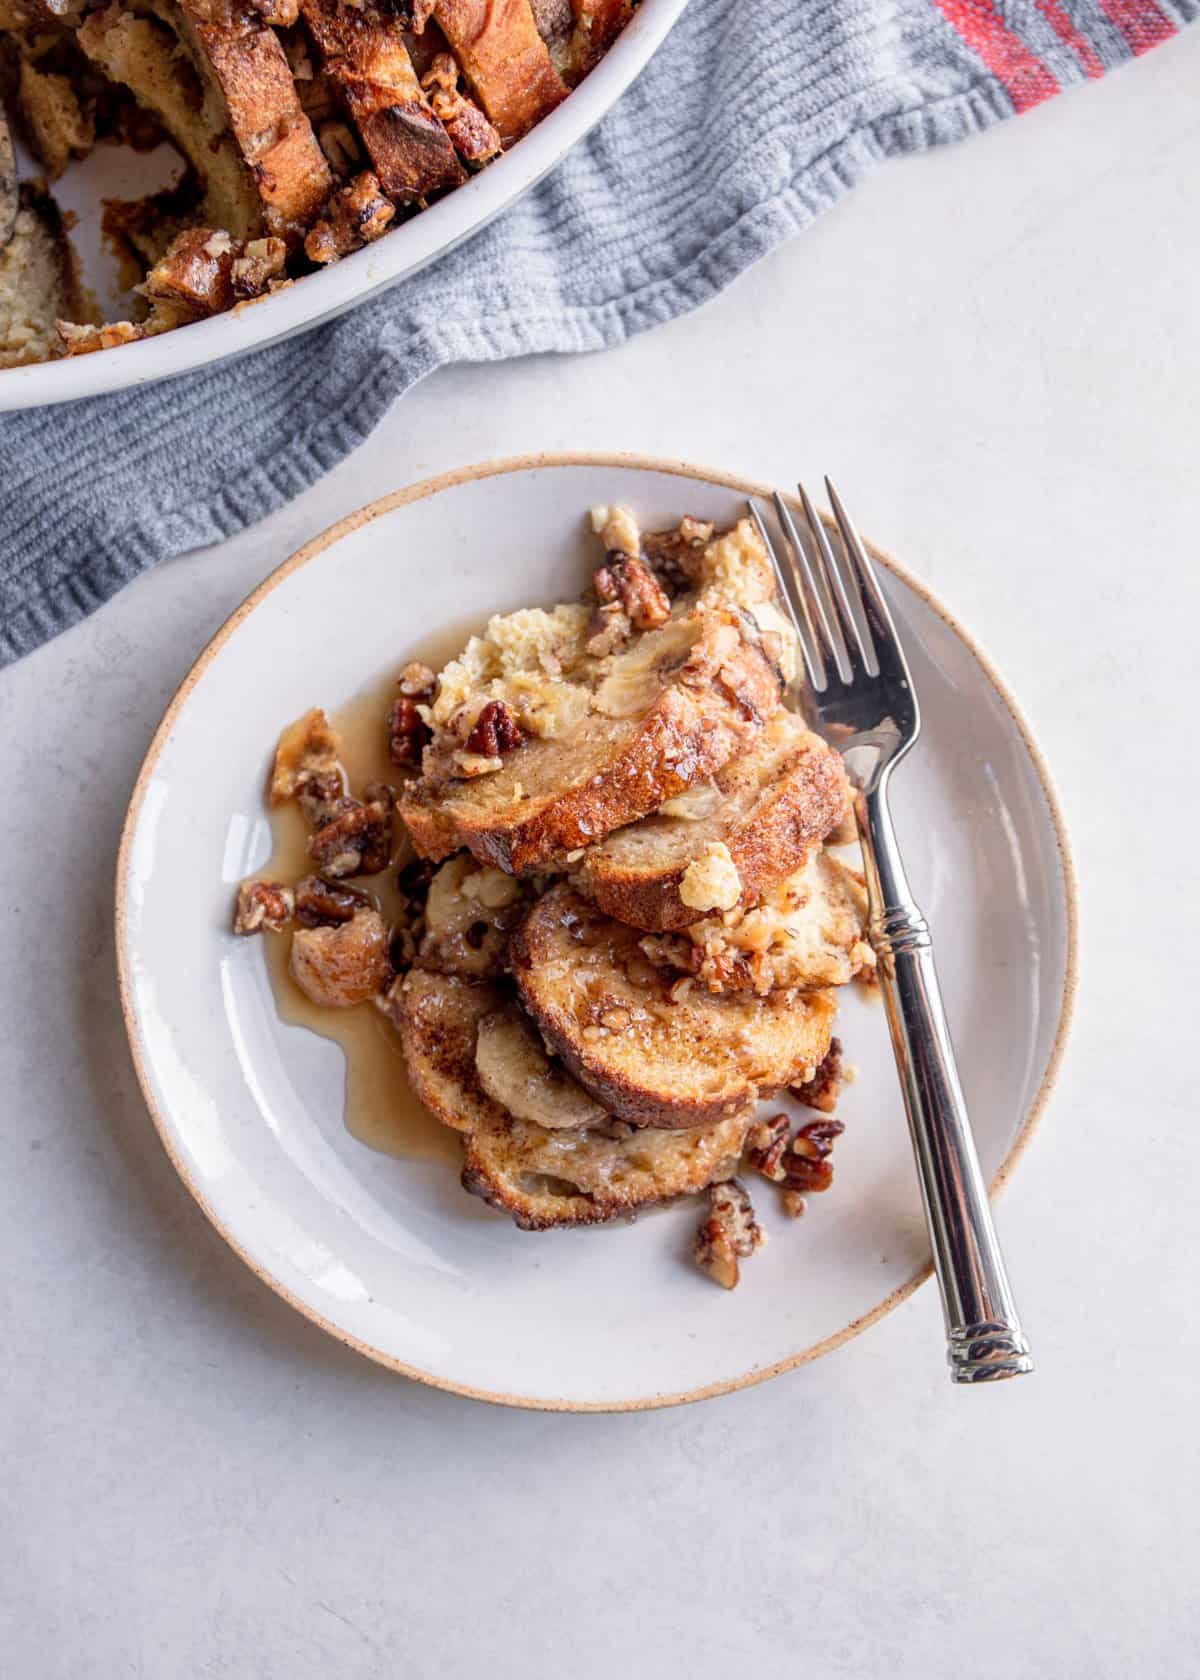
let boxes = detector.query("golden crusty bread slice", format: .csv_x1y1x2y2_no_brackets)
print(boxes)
78,0,331,243
386,966,749,1227
510,884,839,1127
432,0,566,143
577,709,851,931
301,0,466,203
462,1108,750,1231
384,967,506,1133
400,605,786,875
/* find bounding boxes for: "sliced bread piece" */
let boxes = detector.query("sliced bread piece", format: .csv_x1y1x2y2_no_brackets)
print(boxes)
301,0,465,202
0,181,94,367
432,0,566,143
474,999,606,1130
577,709,851,931
400,605,785,874
179,0,332,239
462,1107,750,1231
78,0,331,242
641,850,876,997
510,883,839,1126
384,966,507,1133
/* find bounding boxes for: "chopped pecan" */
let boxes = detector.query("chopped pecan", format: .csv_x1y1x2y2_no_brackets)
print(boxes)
692,1179,765,1290
297,768,351,829
387,695,431,769
305,171,394,265
397,661,437,700
642,516,714,593
308,786,393,878
420,53,501,164
230,237,287,299
294,874,369,928
233,879,294,935
245,0,298,21
792,1037,843,1113
746,1111,844,1196
592,555,671,631
465,700,522,758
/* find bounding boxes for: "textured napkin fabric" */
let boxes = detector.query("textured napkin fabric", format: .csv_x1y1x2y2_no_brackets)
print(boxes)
0,0,1193,667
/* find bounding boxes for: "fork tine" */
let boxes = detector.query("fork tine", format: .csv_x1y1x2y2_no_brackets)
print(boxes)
748,499,827,692
797,481,879,679
824,478,911,689
772,492,852,684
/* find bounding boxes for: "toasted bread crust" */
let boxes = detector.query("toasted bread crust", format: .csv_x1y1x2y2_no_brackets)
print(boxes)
433,0,566,142
579,712,851,931
510,884,839,1126
301,0,465,202
385,967,507,1133
462,1109,750,1230
399,610,785,875
182,2,332,236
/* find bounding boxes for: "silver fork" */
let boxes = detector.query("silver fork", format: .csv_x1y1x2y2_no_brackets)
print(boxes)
750,481,1034,1384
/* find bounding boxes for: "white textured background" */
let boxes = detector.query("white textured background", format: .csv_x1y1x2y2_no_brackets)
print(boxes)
3,31,1198,1676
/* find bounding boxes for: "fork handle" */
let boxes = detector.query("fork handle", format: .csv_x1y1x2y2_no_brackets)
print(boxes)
857,779,1034,1383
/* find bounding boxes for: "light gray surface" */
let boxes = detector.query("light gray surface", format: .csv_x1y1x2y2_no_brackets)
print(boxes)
3,34,1198,1677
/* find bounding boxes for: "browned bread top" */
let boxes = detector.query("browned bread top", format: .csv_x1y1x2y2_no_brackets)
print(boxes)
433,0,566,143
399,605,786,875
301,0,465,202
180,1,332,237
577,709,851,931
510,883,839,1127
384,966,507,1134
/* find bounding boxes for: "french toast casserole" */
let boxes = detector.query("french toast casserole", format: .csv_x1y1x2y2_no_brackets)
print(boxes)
0,0,633,365
233,507,876,1289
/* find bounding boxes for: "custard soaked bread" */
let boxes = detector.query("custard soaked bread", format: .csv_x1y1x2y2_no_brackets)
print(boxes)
388,965,751,1229
577,709,851,931
398,516,795,874
510,883,839,1127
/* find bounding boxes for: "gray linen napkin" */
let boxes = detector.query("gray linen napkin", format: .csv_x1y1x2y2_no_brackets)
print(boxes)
1,0,1193,667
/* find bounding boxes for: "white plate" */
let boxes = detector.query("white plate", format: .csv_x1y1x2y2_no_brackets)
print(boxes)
0,0,688,411
116,454,1077,1410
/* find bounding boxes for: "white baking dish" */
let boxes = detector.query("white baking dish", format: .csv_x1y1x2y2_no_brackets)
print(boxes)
0,0,688,411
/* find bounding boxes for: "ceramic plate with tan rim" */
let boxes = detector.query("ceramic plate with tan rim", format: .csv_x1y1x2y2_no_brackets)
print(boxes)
116,454,1076,1410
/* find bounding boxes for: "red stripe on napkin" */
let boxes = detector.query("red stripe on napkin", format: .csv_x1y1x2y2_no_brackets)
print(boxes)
934,0,1061,110
1096,0,1177,52
1035,0,1107,74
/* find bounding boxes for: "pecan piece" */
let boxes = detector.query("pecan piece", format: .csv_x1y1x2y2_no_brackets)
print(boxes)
233,879,294,935
305,172,394,266
592,555,671,630
387,695,431,769
397,661,437,700
693,1179,766,1290
746,1111,844,1196
294,874,370,928
642,516,714,593
465,699,522,757
270,708,342,806
308,785,393,878
297,768,351,829
792,1037,844,1113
